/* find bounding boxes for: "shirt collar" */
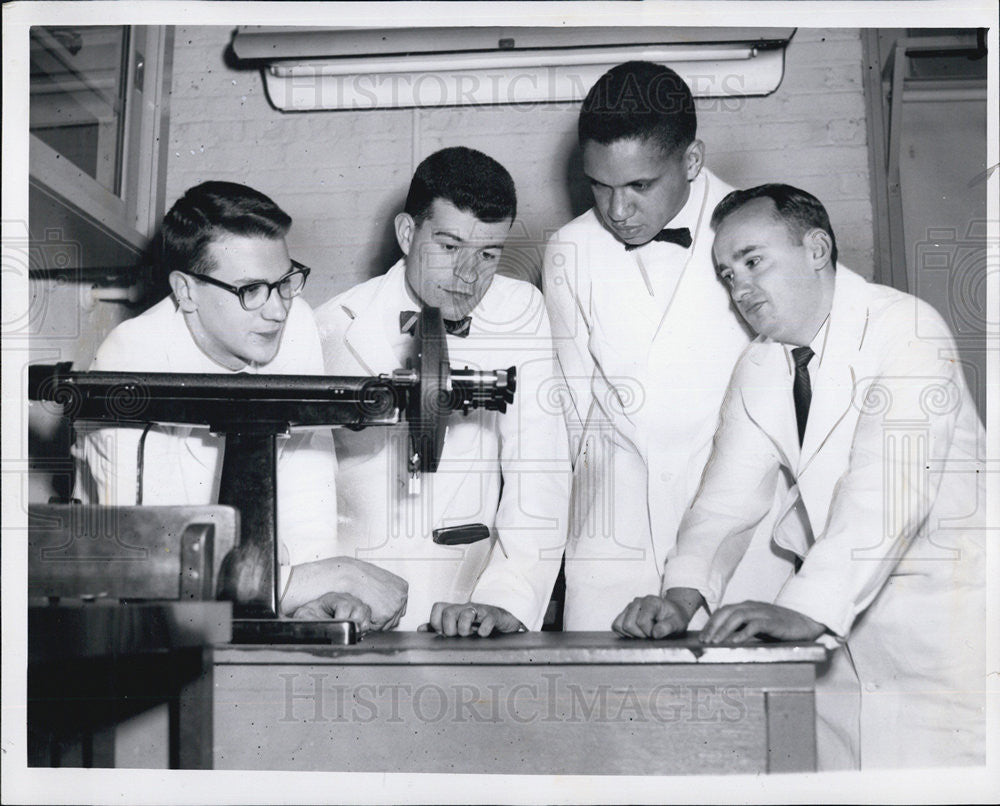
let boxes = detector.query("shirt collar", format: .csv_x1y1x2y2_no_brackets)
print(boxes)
388,260,415,307
623,170,708,255
780,314,831,375
665,170,707,233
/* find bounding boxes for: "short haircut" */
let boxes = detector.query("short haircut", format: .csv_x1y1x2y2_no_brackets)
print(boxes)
578,61,697,155
711,184,839,269
161,181,292,276
404,146,517,224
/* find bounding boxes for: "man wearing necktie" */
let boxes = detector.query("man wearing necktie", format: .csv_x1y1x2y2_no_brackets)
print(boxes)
315,147,570,636
543,62,795,631
614,185,986,770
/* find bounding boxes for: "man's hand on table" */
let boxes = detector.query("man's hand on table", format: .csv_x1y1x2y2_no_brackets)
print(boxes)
291,592,372,631
279,556,407,630
612,588,705,639
700,601,826,644
421,602,524,637
344,560,408,630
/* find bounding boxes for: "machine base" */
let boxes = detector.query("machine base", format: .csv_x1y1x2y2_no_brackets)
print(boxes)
230,619,358,645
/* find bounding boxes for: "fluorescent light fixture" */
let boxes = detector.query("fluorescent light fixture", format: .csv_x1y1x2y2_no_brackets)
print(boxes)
234,27,794,111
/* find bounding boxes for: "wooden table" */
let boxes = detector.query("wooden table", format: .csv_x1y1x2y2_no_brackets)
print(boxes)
28,600,231,768
213,631,826,775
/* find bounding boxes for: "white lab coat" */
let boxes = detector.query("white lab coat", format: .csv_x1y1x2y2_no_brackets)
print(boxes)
73,295,339,569
315,260,570,631
663,268,986,769
543,169,795,629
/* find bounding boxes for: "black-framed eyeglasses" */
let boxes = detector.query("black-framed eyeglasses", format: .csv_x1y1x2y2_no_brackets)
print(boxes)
185,261,311,311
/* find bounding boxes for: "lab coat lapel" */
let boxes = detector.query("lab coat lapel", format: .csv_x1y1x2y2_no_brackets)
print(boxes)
583,231,654,440
798,270,870,474
739,341,800,468
341,262,411,376
737,342,814,558
651,171,714,346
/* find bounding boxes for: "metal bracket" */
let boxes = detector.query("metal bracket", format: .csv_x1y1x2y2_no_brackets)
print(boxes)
179,525,214,601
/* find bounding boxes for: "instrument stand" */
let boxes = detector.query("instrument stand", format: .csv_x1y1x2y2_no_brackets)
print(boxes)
215,426,360,644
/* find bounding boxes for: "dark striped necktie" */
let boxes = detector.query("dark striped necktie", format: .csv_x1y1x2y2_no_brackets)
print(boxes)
399,310,471,338
792,346,815,446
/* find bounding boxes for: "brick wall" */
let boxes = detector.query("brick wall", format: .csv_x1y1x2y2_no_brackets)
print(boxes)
705,28,872,277
166,26,875,308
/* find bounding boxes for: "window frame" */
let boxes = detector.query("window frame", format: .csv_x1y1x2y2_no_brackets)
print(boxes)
29,25,174,256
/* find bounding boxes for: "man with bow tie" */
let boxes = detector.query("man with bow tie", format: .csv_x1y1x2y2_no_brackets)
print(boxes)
614,185,986,769
315,147,570,635
543,61,795,630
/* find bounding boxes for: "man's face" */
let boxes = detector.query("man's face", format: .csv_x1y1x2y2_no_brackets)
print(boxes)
398,198,511,320
182,234,294,369
582,136,702,246
712,199,828,346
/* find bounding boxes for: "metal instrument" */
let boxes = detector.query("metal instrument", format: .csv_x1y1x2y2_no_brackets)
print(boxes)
28,307,517,637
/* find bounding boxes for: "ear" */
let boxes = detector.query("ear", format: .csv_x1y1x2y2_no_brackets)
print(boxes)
683,139,705,182
394,212,415,256
804,228,833,270
169,270,199,312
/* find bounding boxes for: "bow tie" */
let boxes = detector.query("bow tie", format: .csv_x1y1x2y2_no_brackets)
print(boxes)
399,310,472,338
623,227,692,251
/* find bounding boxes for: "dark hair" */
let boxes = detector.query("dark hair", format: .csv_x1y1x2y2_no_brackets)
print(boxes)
578,61,696,155
711,184,839,269
161,181,291,276
404,146,517,224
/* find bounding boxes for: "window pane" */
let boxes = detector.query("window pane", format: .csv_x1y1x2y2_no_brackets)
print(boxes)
29,26,130,195
902,29,988,81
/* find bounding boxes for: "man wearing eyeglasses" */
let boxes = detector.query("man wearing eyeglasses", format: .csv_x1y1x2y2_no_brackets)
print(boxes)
74,181,408,630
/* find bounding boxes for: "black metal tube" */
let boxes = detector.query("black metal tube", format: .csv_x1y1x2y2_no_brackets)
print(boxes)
28,364,403,428
28,364,404,400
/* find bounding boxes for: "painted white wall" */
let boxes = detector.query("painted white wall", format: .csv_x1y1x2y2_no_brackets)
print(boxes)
164,27,875,309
